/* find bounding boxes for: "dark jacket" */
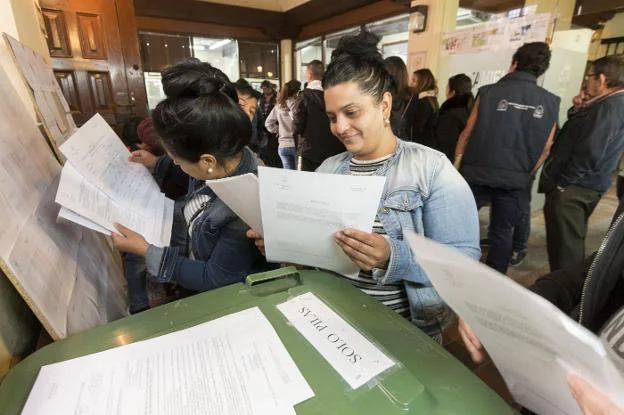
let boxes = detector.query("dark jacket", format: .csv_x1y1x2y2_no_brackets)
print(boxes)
146,147,267,292
294,87,345,164
153,155,191,200
412,96,439,148
390,94,417,141
435,95,471,161
530,212,624,334
539,89,624,194
461,71,560,190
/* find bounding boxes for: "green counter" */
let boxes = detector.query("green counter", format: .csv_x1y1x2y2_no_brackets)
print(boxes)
0,269,514,414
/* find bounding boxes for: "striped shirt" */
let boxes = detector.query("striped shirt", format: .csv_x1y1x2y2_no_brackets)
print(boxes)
334,154,410,318
183,190,211,260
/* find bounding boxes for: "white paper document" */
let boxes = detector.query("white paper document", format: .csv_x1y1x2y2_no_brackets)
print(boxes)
404,232,624,415
55,115,173,247
58,206,111,235
277,292,395,389
259,167,386,276
206,173,263,234
22,307,313,415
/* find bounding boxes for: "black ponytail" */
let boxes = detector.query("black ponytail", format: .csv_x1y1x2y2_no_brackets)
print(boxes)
322,31,394,103
152,58,251,163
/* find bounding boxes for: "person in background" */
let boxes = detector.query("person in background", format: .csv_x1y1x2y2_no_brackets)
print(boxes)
112,58,266,312
435,73,474,161
294,59,345,171
539,54,624,271
248,31,480,341
458,209,624,415
234,79,266,157
454,42,560,274
259,80,281,168
410,68,440,148
384,56,417,141
132,118,189,201
265,80,301,170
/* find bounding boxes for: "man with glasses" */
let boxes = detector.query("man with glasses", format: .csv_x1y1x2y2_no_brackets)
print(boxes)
539,54,624,271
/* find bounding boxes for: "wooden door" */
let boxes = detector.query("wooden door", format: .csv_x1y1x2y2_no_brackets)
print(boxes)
39,0,147,133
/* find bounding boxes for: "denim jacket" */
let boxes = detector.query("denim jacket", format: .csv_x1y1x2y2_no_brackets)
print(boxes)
145,147,265,291
317,139,480,336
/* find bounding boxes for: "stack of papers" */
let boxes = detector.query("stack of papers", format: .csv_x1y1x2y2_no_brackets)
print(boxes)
55,114,174,247
206,167,386,277
22,307,314,415
405,232,624,415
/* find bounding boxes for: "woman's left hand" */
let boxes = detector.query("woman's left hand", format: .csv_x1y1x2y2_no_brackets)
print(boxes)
335,229,391,271
112,223,149,256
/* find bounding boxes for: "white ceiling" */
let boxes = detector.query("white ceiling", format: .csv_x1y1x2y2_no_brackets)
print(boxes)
196,0,311,12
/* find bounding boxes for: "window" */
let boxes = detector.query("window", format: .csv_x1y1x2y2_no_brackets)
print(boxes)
192,37,239,82
323,26,361,63
366,14,409,62
238,41,279,86
294,37,322,82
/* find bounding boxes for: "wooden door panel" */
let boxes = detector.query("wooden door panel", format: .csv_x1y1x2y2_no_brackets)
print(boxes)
41,8,71,58
40,0,147,131
76,13,107,60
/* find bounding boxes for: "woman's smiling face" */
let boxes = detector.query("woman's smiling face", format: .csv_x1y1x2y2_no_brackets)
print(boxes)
324,81,391,160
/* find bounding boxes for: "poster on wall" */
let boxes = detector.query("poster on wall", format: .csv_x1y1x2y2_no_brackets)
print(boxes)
441,13,552,56
408,51,427,73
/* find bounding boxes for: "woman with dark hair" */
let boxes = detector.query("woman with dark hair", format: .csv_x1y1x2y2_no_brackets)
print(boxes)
112,58,265,313
436,73,474,161
265,79,301,169
248,31,480,341
411,68,440,148
384,56,417,141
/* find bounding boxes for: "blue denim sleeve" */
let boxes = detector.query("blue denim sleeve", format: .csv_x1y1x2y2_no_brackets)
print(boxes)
147,219,257,292
152,154,172,186
374,157,480,285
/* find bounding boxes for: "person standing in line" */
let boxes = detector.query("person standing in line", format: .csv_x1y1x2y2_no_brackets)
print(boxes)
259,80,281,168
384,56,417,141
435,73,474,161
454,42,560,274
410,68,440,148
293,60,345,171
265,80,301,169
539,54,624,271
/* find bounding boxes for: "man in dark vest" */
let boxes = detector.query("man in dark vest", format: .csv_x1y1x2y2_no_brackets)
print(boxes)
454,42,560,274
294,60,345,172
539,54,624,272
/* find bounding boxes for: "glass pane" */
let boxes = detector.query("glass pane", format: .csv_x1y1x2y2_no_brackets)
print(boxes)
381,41,408,62
139,32,192,73
366,14,410,62
323,26,360,62
295,37,322,82
144,72,166,111
238,41,279,85
192,37,240,82
617,42,624,54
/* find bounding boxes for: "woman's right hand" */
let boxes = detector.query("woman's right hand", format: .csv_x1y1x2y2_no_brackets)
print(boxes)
129,150,158,172
458,318,485,363
246,229,265,256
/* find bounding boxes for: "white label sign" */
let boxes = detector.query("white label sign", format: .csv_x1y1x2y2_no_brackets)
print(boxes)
277,292,395,389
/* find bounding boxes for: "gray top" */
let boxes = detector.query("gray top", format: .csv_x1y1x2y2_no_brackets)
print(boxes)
265,97,297,148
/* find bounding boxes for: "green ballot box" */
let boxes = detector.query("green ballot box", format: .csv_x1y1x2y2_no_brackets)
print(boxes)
0,268,514,414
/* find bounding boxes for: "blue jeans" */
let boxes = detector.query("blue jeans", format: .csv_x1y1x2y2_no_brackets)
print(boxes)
123,252,149,313
278,146,297,170
472,185,522,274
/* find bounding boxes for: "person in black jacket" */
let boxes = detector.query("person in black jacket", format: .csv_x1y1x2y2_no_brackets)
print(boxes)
293,60,345,171
458,210,624,414
455,42,560,274
384,56,417,141
436,73,473,161
540,54,624,272
411,68,440,148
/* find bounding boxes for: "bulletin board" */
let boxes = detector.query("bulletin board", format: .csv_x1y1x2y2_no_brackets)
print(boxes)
0,62,127,341
3,33,76,162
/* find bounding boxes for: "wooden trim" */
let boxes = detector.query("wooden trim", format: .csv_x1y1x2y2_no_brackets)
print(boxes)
135,16,274,42
296,1,407,41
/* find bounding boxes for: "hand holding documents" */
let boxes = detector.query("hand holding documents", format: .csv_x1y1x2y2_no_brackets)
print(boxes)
21,307,313,415
54,114,174,247
404,232,624,415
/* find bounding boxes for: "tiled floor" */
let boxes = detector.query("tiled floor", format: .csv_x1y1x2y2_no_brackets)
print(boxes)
443,186,620,407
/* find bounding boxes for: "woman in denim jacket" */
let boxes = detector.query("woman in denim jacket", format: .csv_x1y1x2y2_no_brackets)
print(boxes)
113,59,265,312
250,32,480,340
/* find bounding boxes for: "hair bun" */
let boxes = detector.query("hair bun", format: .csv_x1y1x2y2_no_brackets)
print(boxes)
161,58,237,101
331,30,382,63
